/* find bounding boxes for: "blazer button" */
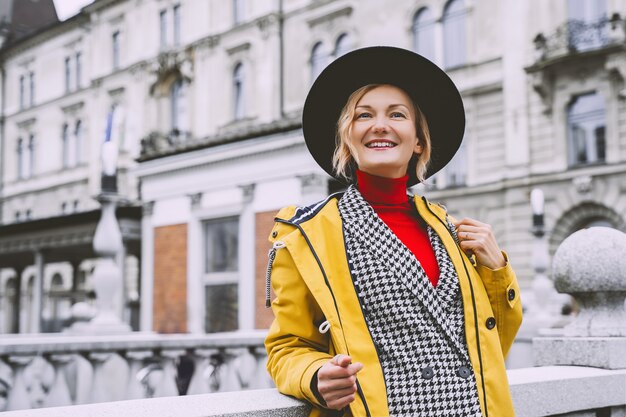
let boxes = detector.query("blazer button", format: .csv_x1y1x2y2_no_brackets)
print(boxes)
271,231,278,238
457,366,471,379
508,288,516,301
421,366,434,380
486,317,496,330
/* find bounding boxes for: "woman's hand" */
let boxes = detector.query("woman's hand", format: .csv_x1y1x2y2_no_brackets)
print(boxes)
317,354,363,410
454,218,506,270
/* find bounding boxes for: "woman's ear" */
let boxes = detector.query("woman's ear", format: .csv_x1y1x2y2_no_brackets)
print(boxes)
414,140,423,155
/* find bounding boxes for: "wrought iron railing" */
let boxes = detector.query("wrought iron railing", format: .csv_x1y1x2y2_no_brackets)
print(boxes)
533,14,625,62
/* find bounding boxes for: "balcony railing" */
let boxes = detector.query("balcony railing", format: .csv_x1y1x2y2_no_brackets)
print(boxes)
0,331,271,412
533,14,625,62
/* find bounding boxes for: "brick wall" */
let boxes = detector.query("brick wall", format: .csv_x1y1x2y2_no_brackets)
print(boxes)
255,210,278,329
153,223,188,333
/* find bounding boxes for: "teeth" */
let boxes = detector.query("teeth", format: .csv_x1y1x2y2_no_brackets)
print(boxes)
367,142,396,148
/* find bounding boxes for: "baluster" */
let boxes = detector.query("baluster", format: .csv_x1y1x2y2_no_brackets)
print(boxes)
250,346,274,389
235,348,256,389
217,348,241,392
6,355,34,411
125,350,153,400
153,349,184,397
42,354,73,407
186,348,217,395
0,359,11,412
88,352,112,404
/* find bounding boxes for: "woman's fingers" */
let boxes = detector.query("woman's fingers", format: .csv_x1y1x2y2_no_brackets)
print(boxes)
455,217,506,269
317,356,363,410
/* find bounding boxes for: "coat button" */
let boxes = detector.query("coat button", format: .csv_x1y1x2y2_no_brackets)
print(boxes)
457,366,471,379
421,367,434,380
486,317,496,330
271,231,278,238
508,288,516,301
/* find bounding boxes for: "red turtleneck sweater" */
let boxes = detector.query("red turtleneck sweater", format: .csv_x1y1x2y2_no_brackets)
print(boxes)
357,170,440,287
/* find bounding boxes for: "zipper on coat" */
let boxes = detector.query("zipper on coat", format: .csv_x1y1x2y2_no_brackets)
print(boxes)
422,197,489,417
274,217,372,417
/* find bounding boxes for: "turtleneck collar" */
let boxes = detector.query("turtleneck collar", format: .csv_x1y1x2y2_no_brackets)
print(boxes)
356,169,409,205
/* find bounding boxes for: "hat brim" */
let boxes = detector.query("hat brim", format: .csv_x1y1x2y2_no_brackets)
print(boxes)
302,46,465,186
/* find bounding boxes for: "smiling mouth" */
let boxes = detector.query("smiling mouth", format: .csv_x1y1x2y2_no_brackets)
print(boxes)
366,140,397,149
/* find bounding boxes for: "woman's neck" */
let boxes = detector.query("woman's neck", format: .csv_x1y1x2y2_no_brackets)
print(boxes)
356,169,409,205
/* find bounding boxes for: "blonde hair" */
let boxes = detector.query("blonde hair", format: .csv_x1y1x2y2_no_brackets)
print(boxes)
332,84,432,183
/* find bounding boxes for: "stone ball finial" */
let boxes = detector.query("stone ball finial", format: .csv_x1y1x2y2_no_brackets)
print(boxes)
552,227,626,337
553,227,626,293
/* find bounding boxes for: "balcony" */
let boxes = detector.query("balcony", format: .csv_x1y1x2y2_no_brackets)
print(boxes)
532,14,625,65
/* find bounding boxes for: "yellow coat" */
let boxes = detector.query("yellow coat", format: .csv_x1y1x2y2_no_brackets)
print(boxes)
265,194,522,417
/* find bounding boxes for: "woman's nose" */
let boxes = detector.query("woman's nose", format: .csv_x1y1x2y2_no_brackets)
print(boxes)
372,117,389,133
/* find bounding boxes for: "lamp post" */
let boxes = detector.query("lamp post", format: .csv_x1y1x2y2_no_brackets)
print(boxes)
87,108,131,333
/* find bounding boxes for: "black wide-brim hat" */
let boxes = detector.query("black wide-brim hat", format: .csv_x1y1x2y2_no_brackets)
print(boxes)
302,46,465,186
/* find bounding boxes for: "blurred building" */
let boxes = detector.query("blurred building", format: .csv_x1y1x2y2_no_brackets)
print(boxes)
0,0,625,335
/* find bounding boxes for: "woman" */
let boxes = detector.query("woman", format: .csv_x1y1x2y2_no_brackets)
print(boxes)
264,46,522,417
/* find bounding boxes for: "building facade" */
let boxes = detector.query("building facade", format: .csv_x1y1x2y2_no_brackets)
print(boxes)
1,0,625,335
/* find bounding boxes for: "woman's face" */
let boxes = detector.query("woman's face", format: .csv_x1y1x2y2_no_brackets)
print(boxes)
348,84,422,179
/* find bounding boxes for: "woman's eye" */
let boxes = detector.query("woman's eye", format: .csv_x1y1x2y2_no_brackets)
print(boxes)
356,112,372,119
390,112,406,118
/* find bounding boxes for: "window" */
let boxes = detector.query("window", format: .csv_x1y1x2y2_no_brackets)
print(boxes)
76,52,82,89
334,33,352,58
567,92,606,166
25,209,32,220
62,123,70,168
412,8,437,62
159,9,167,48
17,138,24,179
442,0,467,69
203,216,239,332
75,120,82,164
19,75,25,109
29,72,35,106
311,42,327,83
445,136,468,187
27,134,35,178
112,31,121,70
3,278,18,333
567,0,608,51
173,5,181,46
233,63,245,120
170,79,187,133
65,57,72,92
233,0,244,25
61,202,67,214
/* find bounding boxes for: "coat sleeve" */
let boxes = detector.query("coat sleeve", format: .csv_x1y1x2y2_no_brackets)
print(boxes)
264,228,332,408
475,252,523,358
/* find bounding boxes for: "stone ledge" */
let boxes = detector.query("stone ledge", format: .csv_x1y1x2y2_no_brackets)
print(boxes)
508,366,626,417
0,389,311,417
533,337,626,369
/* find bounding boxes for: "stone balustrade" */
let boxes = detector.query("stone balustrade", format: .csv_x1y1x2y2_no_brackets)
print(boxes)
0,330,272,412
0,366,625,417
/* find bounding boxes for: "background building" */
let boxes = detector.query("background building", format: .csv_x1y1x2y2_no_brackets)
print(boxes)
0,0,625,337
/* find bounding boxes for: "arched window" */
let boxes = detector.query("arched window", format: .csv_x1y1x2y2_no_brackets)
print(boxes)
233,63,245,120
3,278,18,333
45,274,66,333
17,138,24,179
27,134,35,178
62,124,70,168
75,120,82,165
442,0,467,69
334,33,352,58
170,79,187,133
412,7,436,62
311,42,327,83
567,92,605,166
